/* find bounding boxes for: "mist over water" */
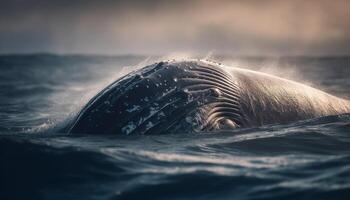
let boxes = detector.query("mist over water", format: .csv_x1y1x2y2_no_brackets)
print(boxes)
1,54,350,200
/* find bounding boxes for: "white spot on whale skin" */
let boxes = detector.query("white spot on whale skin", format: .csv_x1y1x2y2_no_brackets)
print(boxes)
147,106,161,118
126,105,141,113
161,87,177,97
121,122,137,135
135,74,144,79
146,121,154,129
157,111,166,119
186,116,193,123
158,111,165,117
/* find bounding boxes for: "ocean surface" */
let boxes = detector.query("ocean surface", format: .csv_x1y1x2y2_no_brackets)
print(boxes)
1,54,350,200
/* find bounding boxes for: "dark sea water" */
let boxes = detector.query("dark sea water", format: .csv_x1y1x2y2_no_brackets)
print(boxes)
1,54,350,200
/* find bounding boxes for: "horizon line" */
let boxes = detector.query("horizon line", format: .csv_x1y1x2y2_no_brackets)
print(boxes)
1,51,350,58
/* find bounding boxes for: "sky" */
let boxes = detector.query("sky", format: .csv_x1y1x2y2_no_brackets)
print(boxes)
0,0,350,55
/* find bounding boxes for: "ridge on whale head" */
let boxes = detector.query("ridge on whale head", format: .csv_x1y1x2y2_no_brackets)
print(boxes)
67,60,350,134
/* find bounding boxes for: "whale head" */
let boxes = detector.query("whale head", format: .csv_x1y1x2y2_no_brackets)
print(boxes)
68,61,243,134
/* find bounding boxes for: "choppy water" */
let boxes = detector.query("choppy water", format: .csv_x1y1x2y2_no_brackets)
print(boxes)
1,54,350,200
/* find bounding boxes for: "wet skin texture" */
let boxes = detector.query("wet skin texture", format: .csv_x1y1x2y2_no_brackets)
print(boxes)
68,60,350,134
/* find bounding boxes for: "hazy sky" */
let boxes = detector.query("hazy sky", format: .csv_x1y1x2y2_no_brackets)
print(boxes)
1,0,350,55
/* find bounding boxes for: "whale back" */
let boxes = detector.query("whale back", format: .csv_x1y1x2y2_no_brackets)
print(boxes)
229,67,350,126
68,60,350,134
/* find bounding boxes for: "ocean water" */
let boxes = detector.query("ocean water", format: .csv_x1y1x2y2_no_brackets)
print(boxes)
1,54,350,200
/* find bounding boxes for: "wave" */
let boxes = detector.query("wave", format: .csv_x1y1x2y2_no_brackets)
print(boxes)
1,55,350,199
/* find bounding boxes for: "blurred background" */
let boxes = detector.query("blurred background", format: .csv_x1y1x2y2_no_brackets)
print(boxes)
1,2,350,200
1,0,350,56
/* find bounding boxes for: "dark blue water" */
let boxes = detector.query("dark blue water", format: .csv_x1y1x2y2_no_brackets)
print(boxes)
1,54,350,200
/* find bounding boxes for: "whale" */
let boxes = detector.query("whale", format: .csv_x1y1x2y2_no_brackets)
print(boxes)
67,60,350,134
